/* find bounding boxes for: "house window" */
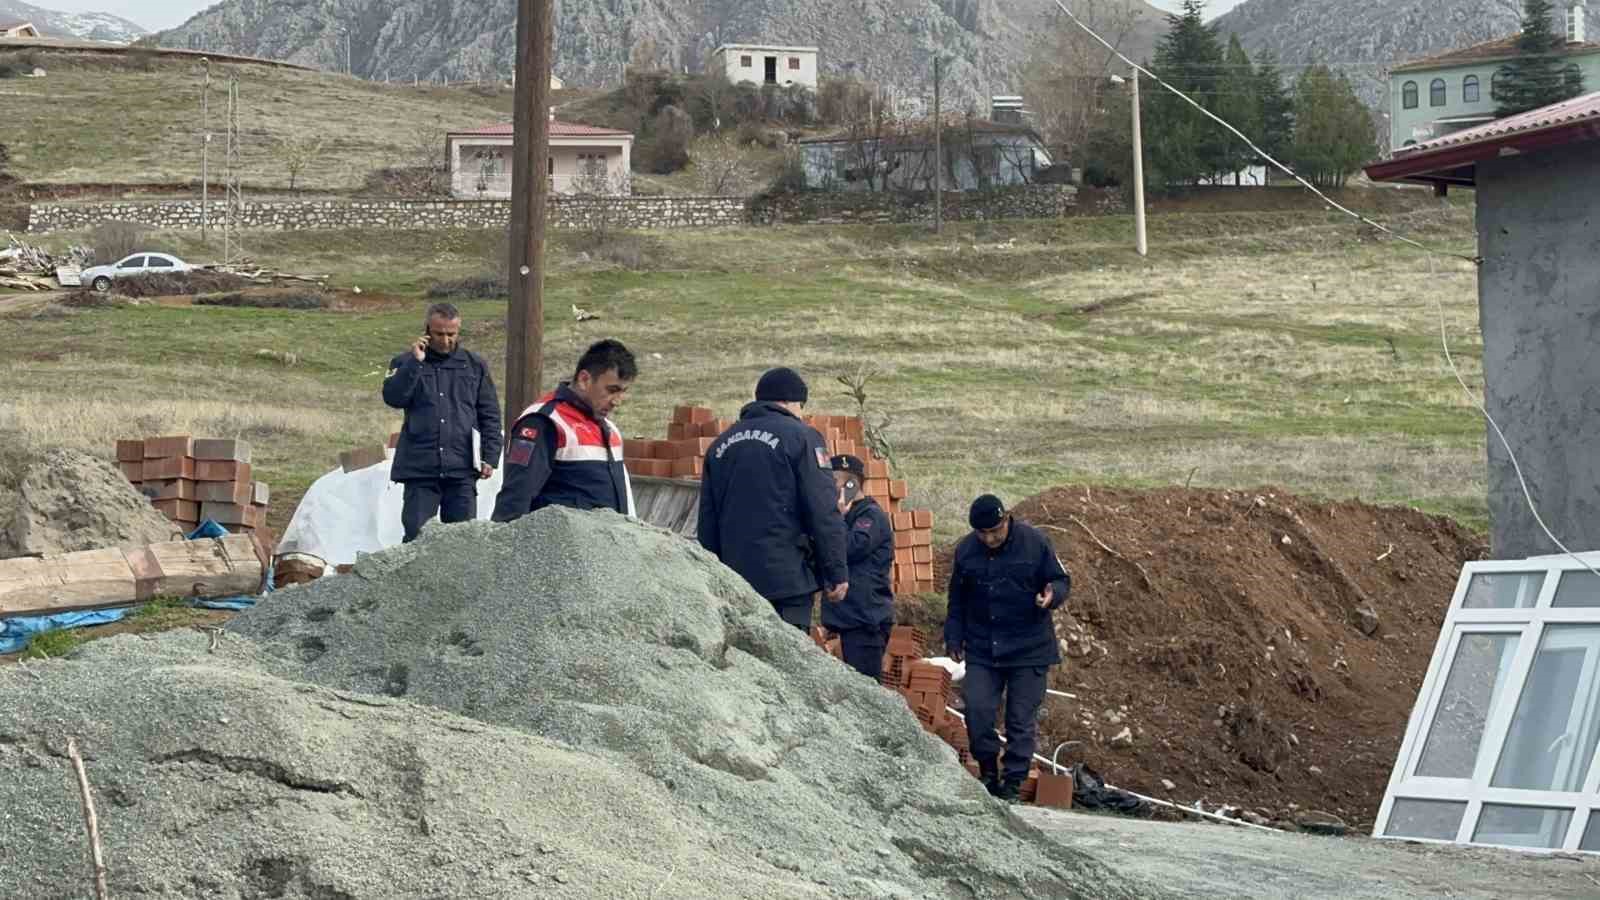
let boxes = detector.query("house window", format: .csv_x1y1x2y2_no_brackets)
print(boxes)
1463,74,1480,104
1402,81,1418,109
789,57,801,70
1430,78,1446,107
740,54,752,67
1491,67,1509,100
547,157,554,175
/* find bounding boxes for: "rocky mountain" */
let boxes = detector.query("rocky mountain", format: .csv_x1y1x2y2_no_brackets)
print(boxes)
1214,0,1600,104
0,0,146,42
144,0,1167,108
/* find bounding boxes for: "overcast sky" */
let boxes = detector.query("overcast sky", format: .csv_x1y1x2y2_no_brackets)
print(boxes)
72,0,1248,35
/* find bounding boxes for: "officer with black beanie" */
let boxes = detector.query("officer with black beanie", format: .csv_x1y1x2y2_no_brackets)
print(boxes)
698,368,849,630
944,493,1071,800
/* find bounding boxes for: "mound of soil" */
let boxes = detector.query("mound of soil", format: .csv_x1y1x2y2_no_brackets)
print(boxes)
0,447,178,559
938,485,1486,831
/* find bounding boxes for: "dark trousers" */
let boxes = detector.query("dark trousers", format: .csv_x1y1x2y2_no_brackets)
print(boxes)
401,478,478,543
963,662,1051,783
771,594,814,631
837,623,892,680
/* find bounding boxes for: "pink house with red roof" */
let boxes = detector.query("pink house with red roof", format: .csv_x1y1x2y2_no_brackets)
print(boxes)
445,116,634,199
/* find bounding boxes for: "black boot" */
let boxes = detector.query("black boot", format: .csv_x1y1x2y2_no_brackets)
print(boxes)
996,777,1023,803
979,760,1002,797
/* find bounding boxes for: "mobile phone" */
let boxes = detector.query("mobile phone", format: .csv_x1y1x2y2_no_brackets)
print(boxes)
843,478,860,500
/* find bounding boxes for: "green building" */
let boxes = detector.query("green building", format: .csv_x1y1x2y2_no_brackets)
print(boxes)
1388,8,1600,151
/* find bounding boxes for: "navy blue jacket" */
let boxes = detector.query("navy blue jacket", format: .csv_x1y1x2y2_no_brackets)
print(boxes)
491,385,631,521
698,402,848,602
944,520,1071,667
383,347,503,483
822,497,894,631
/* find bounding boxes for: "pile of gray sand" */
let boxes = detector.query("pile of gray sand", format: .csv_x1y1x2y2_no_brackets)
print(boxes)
1,507,1161,899
0,446,177,559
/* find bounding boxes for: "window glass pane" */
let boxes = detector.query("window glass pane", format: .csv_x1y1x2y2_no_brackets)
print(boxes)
1416,633,1520,777
1583,812,1600,851
1492,625,1600,792
1462,572,1544,609
1553,571,1600,607
118,256,145,269
1385,798,1467,840
1473,804,1573,849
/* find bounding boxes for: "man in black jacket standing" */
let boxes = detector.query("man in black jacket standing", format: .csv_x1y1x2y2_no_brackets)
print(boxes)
699,367,848,630
823,454,894,679
382,302,502,542
945,494,1071,800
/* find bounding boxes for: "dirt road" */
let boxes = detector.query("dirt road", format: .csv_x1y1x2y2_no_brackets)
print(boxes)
1022,807,1600,899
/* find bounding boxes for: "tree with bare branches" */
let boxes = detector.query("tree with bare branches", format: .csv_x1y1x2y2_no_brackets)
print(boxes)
281,135,326,190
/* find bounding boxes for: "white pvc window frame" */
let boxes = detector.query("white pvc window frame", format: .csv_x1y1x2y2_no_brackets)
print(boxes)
1376,552,1600,853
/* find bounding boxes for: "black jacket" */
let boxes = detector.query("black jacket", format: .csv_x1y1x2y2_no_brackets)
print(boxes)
822,497,894,631
944,520,1071,667
382,347,502,483
697,401,848,602
491,385,631,521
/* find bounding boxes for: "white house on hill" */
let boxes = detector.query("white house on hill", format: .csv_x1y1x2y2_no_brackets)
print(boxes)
445,118,634,199
0,21,41,38
712,44,819,91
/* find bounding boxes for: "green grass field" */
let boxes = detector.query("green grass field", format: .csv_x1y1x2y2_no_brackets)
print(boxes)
1,200,1488,540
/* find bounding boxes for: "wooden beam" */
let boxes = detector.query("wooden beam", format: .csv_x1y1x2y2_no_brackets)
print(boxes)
0,536,263,619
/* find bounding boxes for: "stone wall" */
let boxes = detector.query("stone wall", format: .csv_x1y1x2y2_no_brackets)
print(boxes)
748,185,1077,225
26,186,1077,234
26,197,749,234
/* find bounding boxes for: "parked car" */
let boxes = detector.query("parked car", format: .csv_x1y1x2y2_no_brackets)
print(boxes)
82,252,195,292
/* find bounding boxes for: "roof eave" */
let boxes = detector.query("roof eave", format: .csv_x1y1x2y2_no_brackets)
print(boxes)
1365,121,1600,187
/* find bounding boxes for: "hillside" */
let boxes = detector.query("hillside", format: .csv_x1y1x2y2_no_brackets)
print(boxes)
1215,0,1600,105
0,49,515,191
0,0,145,42
144,0,1167,107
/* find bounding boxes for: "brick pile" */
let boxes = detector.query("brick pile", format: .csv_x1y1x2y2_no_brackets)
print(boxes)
625,405,937,596
115,436,269,537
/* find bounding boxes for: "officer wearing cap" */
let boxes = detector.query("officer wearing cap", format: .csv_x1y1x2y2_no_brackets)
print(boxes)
944,493,1071,801
823,454,895,679
698,368,849,630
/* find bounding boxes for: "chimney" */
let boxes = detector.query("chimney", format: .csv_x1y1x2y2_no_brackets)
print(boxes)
1570,2,1586,43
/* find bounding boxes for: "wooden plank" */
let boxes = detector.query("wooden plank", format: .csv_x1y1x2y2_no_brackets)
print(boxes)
0,549,137,618
0,536,263,619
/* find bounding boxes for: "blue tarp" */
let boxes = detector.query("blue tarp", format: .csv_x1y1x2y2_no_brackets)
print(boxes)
0,520,271,654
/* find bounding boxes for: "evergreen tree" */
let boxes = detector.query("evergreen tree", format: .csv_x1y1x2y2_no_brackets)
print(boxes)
1145,0,1229,187
1289,66,1377,188
1214,33,1262,182
1495,0,1586,117
1252,50,1295,164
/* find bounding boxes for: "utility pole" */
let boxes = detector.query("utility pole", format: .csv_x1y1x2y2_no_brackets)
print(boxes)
1130,67,1147,257
506,0,554,423
932,55,942,234
223,74,244,267
200,58,210,244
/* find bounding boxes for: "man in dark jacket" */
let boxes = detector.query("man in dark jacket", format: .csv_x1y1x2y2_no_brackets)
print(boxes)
945,494,1071,800
698,367,848,630
382,302,502,542
492,339,637,522
823,454,894,679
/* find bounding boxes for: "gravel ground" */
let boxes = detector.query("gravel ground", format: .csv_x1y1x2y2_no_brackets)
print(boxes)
1,508,1164,899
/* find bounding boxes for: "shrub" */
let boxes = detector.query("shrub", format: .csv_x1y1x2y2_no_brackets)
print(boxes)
195,289,329,309
90,222,146,265
425,275,506,300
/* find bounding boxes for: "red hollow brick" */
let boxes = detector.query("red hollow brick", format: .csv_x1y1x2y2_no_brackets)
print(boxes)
889,480,908,500
667,422,693,441
152,498,200,521
149,478,197,501
117,460,143,483
194,460,251,483
893,512,914,531
143,435,193,459
193,438,252,463
912,546,933,564
912,510,933,529
142,456,195,481
115,439,145,461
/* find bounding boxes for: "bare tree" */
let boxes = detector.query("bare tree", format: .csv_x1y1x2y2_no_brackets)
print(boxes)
693,133,759,195
281,135,326,190
1022,0,1139,166
840,85,898,192
568,165,631,243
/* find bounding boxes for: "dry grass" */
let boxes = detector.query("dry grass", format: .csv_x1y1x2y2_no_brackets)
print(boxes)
3,51,511,191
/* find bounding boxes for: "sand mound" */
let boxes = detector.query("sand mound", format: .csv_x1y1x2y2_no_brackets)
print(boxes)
0,447,177,559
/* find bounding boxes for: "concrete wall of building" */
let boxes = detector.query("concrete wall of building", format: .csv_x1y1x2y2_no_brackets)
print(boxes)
715,46,818,91
448,136,633,199
1388,53,1600,150
1476,141,1600,557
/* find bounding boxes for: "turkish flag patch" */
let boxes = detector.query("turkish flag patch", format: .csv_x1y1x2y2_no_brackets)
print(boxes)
507,438,536,466
814,447,830,469
519,426,538,439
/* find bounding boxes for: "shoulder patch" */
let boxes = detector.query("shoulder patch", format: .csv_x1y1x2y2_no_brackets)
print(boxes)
507,438,536,466
518,426,539,440
814,447,830,469
854,517,874,531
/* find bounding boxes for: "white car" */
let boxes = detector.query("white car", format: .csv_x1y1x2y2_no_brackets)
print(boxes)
82,252,195,292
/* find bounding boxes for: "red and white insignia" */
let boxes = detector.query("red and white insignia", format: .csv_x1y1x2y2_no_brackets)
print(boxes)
854,518,873,531
507,438,535,466
519,426,538,440
814,447,830,469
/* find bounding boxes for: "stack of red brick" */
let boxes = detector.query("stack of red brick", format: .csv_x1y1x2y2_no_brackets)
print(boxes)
625,405,937,596
115,436,269,536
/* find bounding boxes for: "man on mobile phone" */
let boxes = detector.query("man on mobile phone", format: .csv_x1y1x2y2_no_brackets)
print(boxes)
822,454,895,679
382,302,502,542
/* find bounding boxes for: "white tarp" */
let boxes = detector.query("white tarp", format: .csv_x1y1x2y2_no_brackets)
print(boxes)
275,449,507,567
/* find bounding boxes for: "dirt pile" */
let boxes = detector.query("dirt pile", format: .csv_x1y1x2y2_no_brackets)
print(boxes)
939,486,1486,832
1,507,1160,899
0,446,178,559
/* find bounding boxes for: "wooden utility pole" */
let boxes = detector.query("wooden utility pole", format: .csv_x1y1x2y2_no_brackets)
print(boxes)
933,55,943,234
200,58,210,244
506,0,554,424
1130,67,1147,257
